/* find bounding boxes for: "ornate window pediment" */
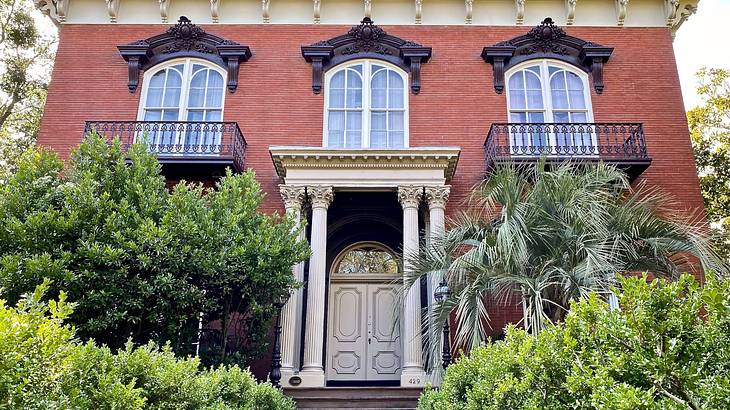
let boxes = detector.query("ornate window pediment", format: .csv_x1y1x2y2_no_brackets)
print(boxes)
301,18,432,95
118,16,251,93
481,18,613,94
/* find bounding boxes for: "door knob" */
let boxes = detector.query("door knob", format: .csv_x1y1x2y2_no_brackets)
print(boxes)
368,338,371,344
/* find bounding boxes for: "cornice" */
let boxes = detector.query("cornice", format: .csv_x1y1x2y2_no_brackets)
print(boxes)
269,146,461,182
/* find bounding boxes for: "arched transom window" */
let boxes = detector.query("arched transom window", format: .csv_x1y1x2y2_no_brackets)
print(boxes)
334,243,399,275
138,58,226,150
324,60,408,149
505,60,595,152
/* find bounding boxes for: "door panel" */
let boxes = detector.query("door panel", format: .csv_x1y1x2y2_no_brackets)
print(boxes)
327,282,402,382
327,284,367,380
366,284,402,380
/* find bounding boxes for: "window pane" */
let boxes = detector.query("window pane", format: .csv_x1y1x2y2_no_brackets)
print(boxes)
166,69,182,88
144,110,162,121
149,71,165,88
330,89,345,108
389,111,404,131
331,71,345,88
553,111,569,123
390,132,404,148
206,71,224,107
568,90,585,109
526,90,543,109
187,110,204,122
347,70,362,109
527,112,544,123
509,89,526,109
388,72,404,108
371,111,386,131
163,85,181,108
526,65,541,76
190,70,207,88
188,87,204,108
346,111,362,148
372,70,387,109
205,110,222,122
371,131,387,148
510,112,527,122
508,72,524,90
525,71,541,89
570,112,587,122
162,110,179,121
146,86,163,107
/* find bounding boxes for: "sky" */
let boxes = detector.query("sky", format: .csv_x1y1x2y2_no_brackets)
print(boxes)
673,0,730,110
32,0,728,112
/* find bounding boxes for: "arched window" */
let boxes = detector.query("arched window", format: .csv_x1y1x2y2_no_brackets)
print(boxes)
333,243,399,275
138,58,226,151
505,60,594,152
324,60,408,149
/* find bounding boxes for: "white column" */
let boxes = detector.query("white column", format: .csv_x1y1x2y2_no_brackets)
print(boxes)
424,185,450,384
398,185,426,387
278,184,307,387
299,185,333,387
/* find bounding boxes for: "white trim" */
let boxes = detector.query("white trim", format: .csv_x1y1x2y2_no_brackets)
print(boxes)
137,57,228,123
504,59,597,153
504,59,594,124
323,59,410,149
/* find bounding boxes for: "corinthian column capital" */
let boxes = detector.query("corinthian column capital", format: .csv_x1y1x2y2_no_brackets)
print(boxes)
308,185,334,209
398,185,423,209
424,185,451,210
279,184,307,212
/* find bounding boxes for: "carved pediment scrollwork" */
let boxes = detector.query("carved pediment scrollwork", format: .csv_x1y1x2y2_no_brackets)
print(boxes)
301,17,432,95
481,17,613,94
117,16,252,93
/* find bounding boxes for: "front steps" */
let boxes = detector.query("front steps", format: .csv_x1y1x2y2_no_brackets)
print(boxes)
284,387,423,409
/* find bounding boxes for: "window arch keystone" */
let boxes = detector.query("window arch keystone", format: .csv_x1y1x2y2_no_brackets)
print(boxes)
481,17,612,94
302,17,432,95
118,16,252,93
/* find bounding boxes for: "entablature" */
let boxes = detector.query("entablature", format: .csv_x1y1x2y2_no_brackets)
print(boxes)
269,146,460,188
37,0,698,36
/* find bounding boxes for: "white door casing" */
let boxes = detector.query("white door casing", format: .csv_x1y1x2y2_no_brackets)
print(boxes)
326,282,402,382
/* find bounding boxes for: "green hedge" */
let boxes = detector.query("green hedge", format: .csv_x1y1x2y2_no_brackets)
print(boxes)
0,281,294,410
420,274,730,410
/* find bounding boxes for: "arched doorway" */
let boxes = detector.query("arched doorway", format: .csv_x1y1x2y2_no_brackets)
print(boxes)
325,242,403,384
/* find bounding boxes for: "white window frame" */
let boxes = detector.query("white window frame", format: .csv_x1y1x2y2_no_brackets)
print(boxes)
505,59,597,156
505,59,594,124
323,59,409,149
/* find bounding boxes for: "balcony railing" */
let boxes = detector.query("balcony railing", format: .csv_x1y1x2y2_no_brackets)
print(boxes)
485,123,651,178
83,121,247,173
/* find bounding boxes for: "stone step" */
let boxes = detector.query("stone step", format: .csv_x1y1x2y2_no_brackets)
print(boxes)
285,387,422,409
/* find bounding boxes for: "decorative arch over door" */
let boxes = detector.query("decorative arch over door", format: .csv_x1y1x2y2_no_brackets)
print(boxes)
301,17,432,95
481,18,613,94
118,16,251,93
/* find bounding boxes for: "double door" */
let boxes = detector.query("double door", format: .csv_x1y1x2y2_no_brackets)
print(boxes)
326,282,402,382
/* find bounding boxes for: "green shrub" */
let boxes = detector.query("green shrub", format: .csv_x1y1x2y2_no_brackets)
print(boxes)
420,274,730,410
0,281,295,410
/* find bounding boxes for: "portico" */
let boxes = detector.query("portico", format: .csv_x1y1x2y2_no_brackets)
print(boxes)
270,146,459,388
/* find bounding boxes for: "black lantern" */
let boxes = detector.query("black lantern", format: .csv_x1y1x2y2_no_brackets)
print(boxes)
434,278,452,369
269,294,288,388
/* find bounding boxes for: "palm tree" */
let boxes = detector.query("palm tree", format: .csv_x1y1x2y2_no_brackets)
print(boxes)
407,161,727,362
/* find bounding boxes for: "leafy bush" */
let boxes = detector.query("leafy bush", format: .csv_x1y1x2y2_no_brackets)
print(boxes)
420,274,730,410
0,135,310,367
0,281,295,409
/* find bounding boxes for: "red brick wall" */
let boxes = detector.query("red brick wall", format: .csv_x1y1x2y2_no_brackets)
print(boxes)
40,24,704,215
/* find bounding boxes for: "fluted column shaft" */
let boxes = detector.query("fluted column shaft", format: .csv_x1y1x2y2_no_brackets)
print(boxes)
398,185,425,386
425,185,450,382
278,185,307,380
300,186,333,386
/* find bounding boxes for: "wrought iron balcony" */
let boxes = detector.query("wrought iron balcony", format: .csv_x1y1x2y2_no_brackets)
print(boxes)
484,123,651,179
83,121,246,178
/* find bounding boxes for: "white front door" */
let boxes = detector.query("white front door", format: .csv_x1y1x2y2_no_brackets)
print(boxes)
327,282,402,382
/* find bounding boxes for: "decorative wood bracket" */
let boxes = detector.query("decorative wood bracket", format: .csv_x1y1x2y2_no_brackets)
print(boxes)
481,17,613,94
301,17,432,95
118,16,251,93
